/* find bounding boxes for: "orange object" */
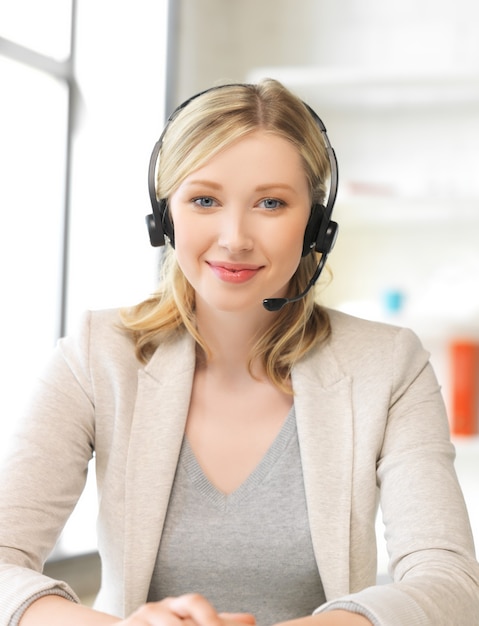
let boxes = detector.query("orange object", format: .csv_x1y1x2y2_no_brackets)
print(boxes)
450,340,479,436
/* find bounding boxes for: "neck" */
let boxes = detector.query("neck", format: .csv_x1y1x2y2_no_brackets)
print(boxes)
195,300,273,378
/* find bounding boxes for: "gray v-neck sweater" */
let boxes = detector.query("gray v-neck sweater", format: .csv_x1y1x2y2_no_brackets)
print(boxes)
147,406,326,626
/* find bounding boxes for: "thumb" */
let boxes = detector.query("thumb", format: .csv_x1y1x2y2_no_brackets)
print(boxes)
219,613,256,625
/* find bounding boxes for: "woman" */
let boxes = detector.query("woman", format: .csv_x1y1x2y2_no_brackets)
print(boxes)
0,80,478,626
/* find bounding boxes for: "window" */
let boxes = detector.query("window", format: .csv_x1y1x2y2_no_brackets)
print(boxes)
1,0,169,555
0,22,70,458
0,0,72,59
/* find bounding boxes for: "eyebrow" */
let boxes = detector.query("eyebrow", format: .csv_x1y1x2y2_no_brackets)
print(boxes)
254,183,296,193
182,179,223,190
183,180,296,193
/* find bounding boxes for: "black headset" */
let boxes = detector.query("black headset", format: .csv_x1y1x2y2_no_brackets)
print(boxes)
145,84,339,311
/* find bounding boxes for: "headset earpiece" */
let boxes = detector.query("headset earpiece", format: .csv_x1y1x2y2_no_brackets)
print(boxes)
146,198,175,248
302,204,339,257
146,213,164,247
160,200,175,247
302,204,324,256
317,219,339,254
145,135,177,247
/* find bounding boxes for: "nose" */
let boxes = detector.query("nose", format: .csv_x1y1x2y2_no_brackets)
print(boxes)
217,207,254,253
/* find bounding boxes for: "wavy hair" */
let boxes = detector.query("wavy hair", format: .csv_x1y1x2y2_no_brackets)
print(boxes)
121,79,332,393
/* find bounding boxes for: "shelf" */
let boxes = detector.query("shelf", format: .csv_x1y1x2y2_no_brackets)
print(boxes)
248,66,479,109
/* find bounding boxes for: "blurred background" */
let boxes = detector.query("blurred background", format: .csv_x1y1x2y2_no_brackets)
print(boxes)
1,0,478,599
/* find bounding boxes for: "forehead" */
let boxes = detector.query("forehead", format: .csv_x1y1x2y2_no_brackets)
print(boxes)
187,131,307,181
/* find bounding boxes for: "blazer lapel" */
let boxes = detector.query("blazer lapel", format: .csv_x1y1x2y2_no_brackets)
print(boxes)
292,342,354,601
122,332,196,615
121,332,353,611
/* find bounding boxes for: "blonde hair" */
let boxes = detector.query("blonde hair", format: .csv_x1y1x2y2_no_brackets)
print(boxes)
121,79,332,393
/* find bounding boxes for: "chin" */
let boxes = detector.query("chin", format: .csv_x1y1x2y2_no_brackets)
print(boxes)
198,292,266,315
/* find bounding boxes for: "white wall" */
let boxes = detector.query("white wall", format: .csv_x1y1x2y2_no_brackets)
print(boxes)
173,0,323,100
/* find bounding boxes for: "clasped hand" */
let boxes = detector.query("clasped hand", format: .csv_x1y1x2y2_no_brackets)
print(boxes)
113,594,372,626
115,593,256,626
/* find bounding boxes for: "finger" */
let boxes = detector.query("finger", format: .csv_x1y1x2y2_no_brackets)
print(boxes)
116,612,167,626
120,603,192,626
162,594,221,626
219,613,256,625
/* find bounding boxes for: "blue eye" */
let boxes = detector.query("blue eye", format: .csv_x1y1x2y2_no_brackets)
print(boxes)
193,196,216,208
260,198,284,210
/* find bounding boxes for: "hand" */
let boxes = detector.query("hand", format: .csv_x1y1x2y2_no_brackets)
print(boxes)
276,611,372,626
115,594,256,626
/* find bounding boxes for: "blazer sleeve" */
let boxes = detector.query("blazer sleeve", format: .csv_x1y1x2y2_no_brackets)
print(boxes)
0,312,97,623
315,325,479,625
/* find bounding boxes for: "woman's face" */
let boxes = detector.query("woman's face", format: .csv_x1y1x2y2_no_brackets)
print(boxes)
169,130,311,315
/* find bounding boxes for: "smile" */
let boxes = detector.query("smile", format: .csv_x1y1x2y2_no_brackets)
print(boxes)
206,262,263,284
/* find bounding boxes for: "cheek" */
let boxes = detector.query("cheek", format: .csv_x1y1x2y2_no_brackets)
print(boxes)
172,228,195,272
170,214,212,278
264,224,306,289
169,203,193,249
174,216,210,245
275,219,308,261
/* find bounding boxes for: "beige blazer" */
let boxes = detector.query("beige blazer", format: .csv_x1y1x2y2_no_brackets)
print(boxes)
0,308,478,625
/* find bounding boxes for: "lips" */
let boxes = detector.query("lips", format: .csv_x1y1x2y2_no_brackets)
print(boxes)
207,261,263,284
